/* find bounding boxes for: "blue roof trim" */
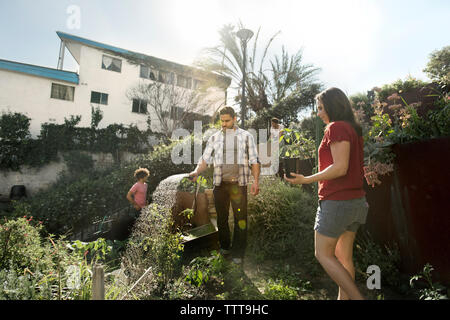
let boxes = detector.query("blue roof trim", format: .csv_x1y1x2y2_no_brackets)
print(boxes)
57,31,132,56
0,59,79,84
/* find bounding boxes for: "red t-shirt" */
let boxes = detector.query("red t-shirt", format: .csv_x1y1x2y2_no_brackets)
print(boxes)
318,121,365,201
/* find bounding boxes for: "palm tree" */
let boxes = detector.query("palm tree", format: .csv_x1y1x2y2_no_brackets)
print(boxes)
194,22,322,123
194,22,280,118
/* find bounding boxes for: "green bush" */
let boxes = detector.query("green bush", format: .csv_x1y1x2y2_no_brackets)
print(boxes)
15,136,199,236
0,216,125,300
262,279,298,300
121,203,185,298
354,230,402,289
62,150,95,174
0,112,32,170
0,217,53,273
247,177,317,261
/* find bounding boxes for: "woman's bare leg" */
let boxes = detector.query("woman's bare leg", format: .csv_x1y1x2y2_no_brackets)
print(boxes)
314,231,364,300
335,231,357,300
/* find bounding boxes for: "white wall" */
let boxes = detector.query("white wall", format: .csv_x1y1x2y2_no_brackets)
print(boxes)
0,69,82,137
0,43,227,138
0,151,141,197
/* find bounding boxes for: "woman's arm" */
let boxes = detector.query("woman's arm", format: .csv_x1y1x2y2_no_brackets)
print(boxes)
285,140,350,184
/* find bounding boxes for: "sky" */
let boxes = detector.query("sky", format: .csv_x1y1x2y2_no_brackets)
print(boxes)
1,0,449,105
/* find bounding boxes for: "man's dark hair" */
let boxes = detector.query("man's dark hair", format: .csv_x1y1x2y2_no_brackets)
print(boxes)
219,106,236,118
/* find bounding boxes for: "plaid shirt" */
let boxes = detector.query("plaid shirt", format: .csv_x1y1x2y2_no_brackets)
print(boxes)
199,127,259,186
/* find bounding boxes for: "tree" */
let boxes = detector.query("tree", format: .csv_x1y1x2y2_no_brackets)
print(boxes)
195,22,323,127
126,82,222,137
423,45,450,89
194,23,280,116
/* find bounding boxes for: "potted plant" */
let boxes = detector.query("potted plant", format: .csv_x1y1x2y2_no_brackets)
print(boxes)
279,128,315,178
174,175,212,228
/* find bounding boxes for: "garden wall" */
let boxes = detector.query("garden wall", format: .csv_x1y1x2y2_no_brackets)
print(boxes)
0,151,140,198
364,137,450,285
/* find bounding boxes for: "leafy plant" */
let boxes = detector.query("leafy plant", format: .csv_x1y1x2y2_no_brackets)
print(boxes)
0,112,32,170
354,231,402,289
247,177,316,261
410,263,448,300
279,128,315,159
262,279,298,300
177,176,210,193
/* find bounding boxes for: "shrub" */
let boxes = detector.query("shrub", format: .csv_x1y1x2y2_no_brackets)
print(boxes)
62,150,95,174
17,136,198,236
262,279,298,300
0,112,32,170
121,203,184,298
409,263,448,300
0,217,53,273
353,230,402,289
247,177,317,261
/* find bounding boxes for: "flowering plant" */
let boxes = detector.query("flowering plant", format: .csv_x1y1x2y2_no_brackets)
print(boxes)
351,80,449,187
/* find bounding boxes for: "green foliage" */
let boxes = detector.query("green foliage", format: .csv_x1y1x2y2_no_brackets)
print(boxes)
354,231,402,289
0,216,124,300
262,279,298,300
0,217,53,273
409,263,448,300
247,178,316,261
377,76,428,102
0,111,167,171
62,150,95,174
122,204,185,297
0,112,32,170
177,175,211,193
13,136,199,236
423,45,450,88
185,251,227,287
279,128,316,159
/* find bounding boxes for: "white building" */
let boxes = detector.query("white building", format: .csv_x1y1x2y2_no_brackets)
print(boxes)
0,31,231,137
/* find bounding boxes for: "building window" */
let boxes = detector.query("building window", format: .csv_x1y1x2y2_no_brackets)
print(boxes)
140,65,156,80
90,91,108,105
132,99,148,114
51,83,75,101
170,106,184,119
192,79,205,90
101,55,122,72
177,75,192,89
158,70,168,83
167,72,175,85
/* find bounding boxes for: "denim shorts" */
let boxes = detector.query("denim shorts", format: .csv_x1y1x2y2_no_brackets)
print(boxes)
314,197,369,238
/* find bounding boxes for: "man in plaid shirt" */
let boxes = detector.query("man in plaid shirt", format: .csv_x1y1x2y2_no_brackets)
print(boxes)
189,106,260,265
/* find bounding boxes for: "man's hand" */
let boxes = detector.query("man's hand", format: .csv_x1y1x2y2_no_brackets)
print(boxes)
250,181,260,196
188,171,199,182
133,203,141,210
284,172,309,185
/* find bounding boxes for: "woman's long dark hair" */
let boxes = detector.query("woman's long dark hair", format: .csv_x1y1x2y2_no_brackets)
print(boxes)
315,87,362,136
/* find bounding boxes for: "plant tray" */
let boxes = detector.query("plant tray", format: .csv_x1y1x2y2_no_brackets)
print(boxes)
181,222,218,244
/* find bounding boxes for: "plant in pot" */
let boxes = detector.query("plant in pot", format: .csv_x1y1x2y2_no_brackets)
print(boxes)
174,175,212,229
279,128,316,178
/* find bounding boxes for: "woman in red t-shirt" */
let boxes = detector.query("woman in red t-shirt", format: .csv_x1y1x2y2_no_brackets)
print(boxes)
285,87,368,300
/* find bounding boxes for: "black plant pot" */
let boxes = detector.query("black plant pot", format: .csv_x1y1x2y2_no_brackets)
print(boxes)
282,158,297,178
282,158,315,178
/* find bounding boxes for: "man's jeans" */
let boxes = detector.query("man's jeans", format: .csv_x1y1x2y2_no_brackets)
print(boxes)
213,182,248,258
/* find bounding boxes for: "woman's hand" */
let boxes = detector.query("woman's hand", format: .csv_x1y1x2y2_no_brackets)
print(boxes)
284,172,309,185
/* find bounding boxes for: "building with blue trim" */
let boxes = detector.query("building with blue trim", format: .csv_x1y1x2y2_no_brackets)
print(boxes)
0,31,230,137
